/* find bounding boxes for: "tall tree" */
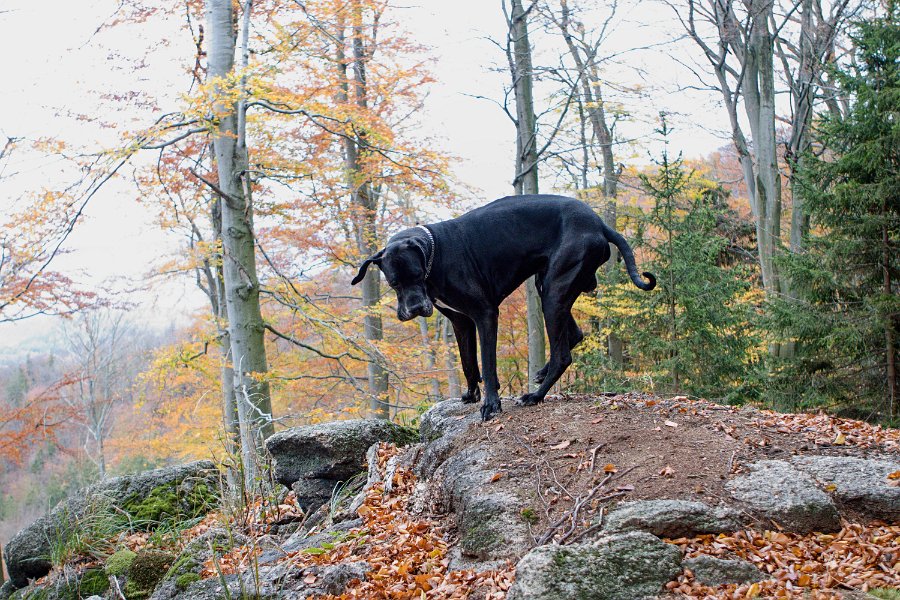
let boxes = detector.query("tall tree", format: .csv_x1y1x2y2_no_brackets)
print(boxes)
506,0,547,390
777,3,900,417
673,0,860,357
60,310,130,479
207,0,274,478
545,0,627,364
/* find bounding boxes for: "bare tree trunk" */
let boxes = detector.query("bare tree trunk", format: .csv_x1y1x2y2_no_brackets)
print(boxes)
555,0,625,365
885,206,896,418
209,195,241,488
443,316,461,398
336,3,389,418
509,0,547,391
207,0,274,486
418,317,441,401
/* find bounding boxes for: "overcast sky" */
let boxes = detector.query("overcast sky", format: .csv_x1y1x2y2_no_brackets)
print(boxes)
0,0,731,353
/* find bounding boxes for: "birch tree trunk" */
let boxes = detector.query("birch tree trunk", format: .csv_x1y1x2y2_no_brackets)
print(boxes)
207,0,274,485
509,0,547,391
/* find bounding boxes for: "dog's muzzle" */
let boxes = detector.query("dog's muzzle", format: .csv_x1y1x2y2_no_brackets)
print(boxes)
398,299,434,321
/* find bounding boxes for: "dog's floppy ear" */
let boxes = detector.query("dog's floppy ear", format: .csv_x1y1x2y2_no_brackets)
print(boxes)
351,249,385,285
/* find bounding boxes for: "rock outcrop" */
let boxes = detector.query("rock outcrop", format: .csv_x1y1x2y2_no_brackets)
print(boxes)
791,455,900,521
683,554,766,586
265,419,418,512
725,460,841,533
506,531,682,600
603,499,743,538
4,460,219,589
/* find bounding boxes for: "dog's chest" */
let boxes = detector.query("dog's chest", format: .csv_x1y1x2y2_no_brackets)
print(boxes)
434,297,463,314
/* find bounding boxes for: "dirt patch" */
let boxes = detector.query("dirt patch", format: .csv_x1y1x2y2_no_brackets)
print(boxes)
443,393,900,541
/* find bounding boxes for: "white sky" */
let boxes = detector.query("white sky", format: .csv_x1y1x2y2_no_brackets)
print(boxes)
0,0,731,354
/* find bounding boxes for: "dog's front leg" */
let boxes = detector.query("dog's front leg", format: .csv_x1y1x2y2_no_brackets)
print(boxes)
475,309,502,421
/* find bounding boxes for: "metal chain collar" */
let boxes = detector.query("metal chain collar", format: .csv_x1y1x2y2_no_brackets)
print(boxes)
416,224,435,280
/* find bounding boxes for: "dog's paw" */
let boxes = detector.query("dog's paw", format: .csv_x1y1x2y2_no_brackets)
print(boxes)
515,392,544,407
461,388,481,404
480,399,502,421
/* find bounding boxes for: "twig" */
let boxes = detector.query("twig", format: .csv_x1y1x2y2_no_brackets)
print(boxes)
589,442,607,473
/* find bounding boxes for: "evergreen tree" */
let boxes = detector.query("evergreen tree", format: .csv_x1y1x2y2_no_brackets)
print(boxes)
774,5,900,418
576,120,756,399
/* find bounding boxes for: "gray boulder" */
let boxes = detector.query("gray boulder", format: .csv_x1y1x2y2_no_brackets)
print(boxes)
792,455,900,521
433,445,531,562
150,528,249,600
265,419,417,511
725,460,840,533
246,560,369,598
603,500,743,538
506,532,682,600
684,554,766,586
4,460,219,589
416,399,480,479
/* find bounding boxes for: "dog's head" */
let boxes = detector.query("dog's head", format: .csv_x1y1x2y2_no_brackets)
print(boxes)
351,237,433,322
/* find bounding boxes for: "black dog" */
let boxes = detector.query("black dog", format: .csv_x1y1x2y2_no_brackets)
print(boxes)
351,194,655,420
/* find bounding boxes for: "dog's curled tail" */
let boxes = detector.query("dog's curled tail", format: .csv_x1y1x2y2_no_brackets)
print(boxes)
603,224,657,291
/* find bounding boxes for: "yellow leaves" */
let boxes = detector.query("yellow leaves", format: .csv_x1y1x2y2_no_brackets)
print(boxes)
603,463,618,474
833,431,847,445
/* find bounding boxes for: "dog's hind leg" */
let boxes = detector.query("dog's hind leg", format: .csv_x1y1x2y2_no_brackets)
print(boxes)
439,307,482,404
534,315,583,384
518,252,592,406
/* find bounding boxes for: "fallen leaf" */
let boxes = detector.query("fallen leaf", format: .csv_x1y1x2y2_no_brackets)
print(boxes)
591,418,603,424
494,424,504,432
745,582,760,598
304,573,317,585
888,470,900,480
603,463,618,473
659,465,675,477
825,483,837,492
615,484,635,492
550,440,572,450
664,420,678,428
834,431,847,445
490,472,504,483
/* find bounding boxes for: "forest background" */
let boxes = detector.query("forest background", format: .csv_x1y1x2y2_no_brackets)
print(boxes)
0,0,896,570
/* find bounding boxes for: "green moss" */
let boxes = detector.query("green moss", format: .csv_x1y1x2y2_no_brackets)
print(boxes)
392,424,421,446
105,548,138,576
78,568,110,596
869,590,900,600
164,553,199,579
122,481,217,527
122,580,149,600
11,587,48,600
126,549,175,599
520,508,539,525
175,573,201,591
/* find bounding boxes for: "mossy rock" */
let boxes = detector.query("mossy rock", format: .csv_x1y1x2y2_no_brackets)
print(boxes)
121,481,217,525
4,460,219,589
76,568,110,597
106,548,138,576
175,572,201,591
126,549,176,599
9,588,48,600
